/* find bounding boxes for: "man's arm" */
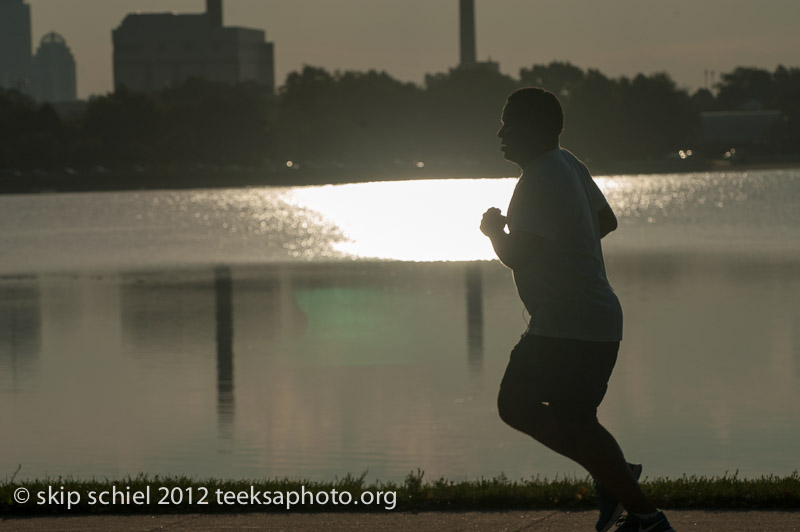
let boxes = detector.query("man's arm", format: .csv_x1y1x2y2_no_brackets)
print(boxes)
487,230,549,270
598,203,617,239
480,208,549,270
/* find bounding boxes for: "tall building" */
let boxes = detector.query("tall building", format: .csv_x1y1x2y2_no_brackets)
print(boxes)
32,32,77,102
0,0,33,93
459,0,476,66
113,0,275,92
457,0,498,72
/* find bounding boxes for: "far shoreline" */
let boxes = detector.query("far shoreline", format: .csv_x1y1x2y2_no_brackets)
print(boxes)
2,158,799,196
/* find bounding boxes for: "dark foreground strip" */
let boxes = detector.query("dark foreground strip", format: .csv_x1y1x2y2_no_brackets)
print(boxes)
2,470,799,516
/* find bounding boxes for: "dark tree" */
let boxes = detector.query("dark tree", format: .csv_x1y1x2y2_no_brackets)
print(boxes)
159,78,276,165
519,61,585,102
715,67,775,110
81,87,164,164
422,65,519,165
0,89,65,168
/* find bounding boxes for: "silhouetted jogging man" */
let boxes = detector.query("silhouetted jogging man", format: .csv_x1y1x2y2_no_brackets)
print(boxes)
480,87,675,532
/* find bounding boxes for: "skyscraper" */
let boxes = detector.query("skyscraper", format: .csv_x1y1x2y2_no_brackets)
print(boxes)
0,0,33,93
113,0,275,92
32,32,77,102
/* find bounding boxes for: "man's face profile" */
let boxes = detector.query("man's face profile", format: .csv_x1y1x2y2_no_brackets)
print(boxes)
497,102,539,166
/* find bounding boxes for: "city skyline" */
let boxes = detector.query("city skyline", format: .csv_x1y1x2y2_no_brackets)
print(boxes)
20,0,800,99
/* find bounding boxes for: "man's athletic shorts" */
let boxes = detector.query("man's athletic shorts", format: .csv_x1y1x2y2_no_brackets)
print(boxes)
499,333,619,423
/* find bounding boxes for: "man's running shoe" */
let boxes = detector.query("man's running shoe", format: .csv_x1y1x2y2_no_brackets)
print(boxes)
595,463,643,532
614,511,675,531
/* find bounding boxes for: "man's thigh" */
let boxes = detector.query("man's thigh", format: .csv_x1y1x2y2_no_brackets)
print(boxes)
499,334,619,423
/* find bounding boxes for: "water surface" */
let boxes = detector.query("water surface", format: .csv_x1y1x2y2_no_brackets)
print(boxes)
1,169,799,481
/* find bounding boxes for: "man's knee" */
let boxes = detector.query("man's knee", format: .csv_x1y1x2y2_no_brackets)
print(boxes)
496,386,519,427
497,385,543,430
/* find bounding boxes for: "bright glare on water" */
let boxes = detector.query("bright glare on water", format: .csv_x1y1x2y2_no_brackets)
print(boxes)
0,169,798,274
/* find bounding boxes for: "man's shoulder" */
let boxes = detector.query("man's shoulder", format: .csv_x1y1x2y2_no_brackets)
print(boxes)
521,149,583,188
520,152,557,186
524,148,587,174
559,148,592,177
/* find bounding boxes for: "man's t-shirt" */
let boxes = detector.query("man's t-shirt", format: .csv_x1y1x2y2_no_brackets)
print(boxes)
506,148,623,342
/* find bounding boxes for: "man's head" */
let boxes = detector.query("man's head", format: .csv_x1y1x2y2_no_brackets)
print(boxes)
497,87,563,167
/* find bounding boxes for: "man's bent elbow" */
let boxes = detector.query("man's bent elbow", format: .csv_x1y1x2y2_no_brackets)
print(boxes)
599,221,617,239
597,205,617,238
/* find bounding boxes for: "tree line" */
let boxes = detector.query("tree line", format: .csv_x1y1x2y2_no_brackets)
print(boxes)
2,63,799,172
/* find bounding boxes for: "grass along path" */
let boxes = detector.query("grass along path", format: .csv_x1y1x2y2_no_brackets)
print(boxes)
2,470,799,516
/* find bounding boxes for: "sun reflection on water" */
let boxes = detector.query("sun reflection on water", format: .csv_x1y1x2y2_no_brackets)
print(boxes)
274,170,799,261
285,178,520,261
280,176,653,261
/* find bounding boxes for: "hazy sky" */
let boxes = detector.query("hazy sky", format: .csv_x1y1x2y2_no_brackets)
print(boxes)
27,0,800,99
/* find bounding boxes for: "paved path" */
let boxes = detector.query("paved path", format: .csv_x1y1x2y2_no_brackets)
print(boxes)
3,510,800,531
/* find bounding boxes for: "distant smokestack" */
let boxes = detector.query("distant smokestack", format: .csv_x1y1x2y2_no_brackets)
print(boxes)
460,0,477,65
207,0,223,28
